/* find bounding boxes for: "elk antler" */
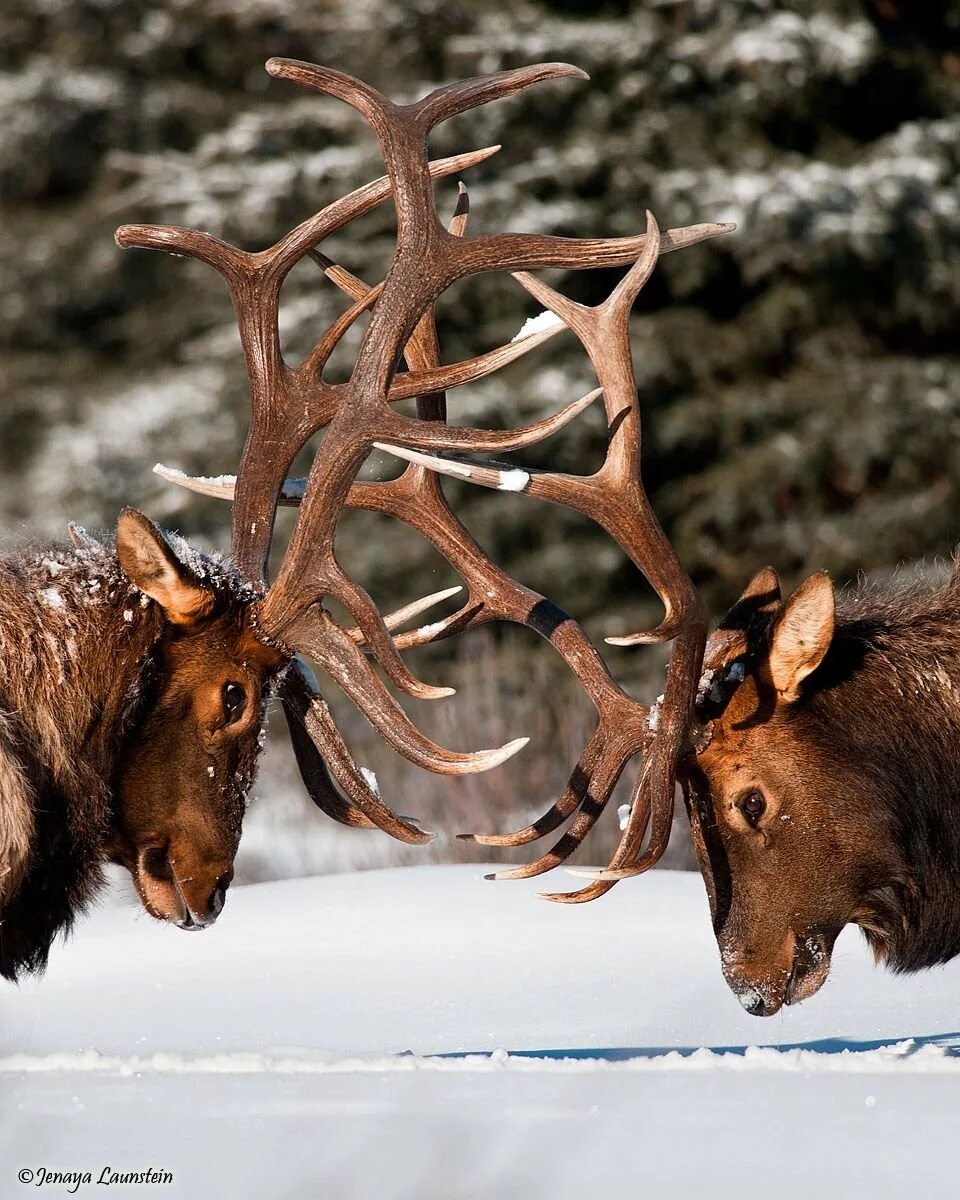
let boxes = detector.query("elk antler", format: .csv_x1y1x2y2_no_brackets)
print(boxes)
374,211,710,900
124,58,730,892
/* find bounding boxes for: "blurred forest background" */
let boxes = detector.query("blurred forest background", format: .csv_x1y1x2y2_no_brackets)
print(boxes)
1,0,958,883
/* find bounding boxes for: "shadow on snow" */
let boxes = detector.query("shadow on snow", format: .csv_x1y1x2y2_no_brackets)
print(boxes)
432,1031,960,1061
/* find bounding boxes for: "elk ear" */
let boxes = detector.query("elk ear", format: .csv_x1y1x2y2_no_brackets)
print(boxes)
767,571,835,702
716,566,782,634
115,508,215,627
739,566,782,611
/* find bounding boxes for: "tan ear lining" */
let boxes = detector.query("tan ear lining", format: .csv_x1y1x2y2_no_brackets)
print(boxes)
767,571,835,702
115,508,215,627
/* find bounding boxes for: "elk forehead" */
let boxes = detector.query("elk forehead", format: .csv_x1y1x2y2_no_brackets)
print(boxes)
163,606,284,682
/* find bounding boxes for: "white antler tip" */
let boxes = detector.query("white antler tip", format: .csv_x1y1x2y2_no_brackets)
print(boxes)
475,736,529,771
398,818,437,840
604,630,665,646
565,866,638,881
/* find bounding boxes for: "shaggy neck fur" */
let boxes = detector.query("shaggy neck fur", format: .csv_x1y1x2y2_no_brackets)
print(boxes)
808,570,960,972
0,538,164,977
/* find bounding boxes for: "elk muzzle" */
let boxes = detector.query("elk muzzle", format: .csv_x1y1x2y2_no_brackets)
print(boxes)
135,843,233,931
721,929,832,1017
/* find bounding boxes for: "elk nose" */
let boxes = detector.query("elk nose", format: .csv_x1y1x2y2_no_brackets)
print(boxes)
738,987,774,1017
175,888,222,931
725,971,785,1016
176,875,230,931
207,879,229,921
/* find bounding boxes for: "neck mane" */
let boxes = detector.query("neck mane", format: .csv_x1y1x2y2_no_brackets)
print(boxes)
0,538,163,976
0,539,164,783
818,571,960,971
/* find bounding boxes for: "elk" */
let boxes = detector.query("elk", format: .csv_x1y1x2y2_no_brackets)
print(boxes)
1,57,731,979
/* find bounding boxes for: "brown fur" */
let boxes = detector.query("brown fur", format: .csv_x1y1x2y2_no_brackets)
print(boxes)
0,524,284,979
685,561,960,1015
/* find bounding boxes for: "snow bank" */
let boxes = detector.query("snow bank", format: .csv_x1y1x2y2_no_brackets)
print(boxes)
3,866,959,1198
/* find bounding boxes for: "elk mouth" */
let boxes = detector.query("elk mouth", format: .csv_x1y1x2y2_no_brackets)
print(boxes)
132,845,211,931
784,931,833,1007
726,929,834,1017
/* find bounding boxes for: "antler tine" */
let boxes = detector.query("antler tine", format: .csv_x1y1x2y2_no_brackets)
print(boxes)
265,59,397,129
484,740,630,880
319,564,455,701
343,586,463,645
280,662,434,840
306,257,572,402
301,282,384,384
374,388,603,455
387,319,567,400
460,728,606,847
281,660,377,829
455,220,733,280
301,610,528,775
449,181,470,238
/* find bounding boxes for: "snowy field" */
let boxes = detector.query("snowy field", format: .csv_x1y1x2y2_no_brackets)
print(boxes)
3,865,960,1198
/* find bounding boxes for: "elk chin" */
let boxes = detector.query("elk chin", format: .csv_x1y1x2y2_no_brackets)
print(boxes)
103,836,183,926
132,846,191,929
785,932,834,1007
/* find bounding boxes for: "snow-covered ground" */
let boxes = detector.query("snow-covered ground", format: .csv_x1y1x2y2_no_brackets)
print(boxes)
3,865,960,1198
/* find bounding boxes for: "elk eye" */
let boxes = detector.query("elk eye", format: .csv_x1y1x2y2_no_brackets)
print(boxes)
739,790,766,826
222,682,246,725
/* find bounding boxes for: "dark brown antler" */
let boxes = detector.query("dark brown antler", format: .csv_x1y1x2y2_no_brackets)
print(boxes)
123,57,730,891
374,211,709,901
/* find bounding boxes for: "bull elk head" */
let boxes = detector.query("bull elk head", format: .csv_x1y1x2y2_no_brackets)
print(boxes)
107,510,285,930
683,564,960,1016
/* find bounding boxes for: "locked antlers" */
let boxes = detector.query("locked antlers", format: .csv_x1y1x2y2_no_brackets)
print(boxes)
120,58,731,894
